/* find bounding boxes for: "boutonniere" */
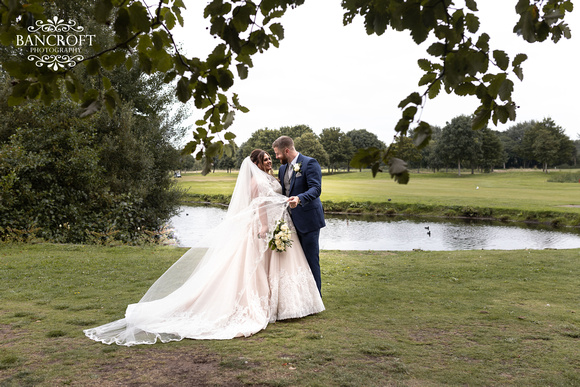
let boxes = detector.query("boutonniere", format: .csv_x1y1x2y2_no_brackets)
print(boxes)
293,162,302,173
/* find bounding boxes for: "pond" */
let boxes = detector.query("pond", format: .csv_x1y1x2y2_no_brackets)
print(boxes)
169,205,580,251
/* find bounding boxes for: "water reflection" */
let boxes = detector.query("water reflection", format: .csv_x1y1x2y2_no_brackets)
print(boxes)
170,206,580,251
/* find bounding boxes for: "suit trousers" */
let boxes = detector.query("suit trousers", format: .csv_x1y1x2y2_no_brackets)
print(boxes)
296,229,321,295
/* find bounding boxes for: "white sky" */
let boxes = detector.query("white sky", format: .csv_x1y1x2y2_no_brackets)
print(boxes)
174,1,580,145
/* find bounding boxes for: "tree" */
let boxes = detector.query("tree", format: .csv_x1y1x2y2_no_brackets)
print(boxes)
533,128,560,172
419,126,445,172
346,129,385,150
574,136,580,166
236,128,281,167
521,118,575,172
0,84,183,243
436,115,482,176
479,128,505,172
215,151,237,173
294,131,328,168
280,124,315,140
319,127,355,173
0,44,186,243
393,136,422,172
498,122,533,168
0,0,573,178
346,129,386,171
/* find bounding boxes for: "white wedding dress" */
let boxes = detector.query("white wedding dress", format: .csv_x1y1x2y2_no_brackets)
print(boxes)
84,157,324,345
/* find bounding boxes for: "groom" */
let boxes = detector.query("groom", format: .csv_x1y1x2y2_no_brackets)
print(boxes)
272,136,325,294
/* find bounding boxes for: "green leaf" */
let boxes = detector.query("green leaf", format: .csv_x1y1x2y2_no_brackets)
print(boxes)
465,13,480,33
95,0,114,23
65,80,76,94
232,3,255,32
412,121,432,149
86,58,101,75
428,79,441,99
350,147,382,173
236,63,248,80
427,42,446,56
513,66,524,81
512,53,527,67
152,31,164,50
475,33,489,51
398,92,422,109
114,7,131,41
493,50,509,71
102,76,112,90
100,51,125,70
417,59,432,71
182,140,198,155
223,111,235,129
472,106,491,131
494,104,510,124
270,23,284,39
128,2,151,33
205,141,223,158
418,72,436,86
176,76,191,102
138,52,152,74
488,73,507,98
195,127,208,140
465,0,478,11
373,12,389,35
498,78,514,101
161,8,177,30
402,106,417,120
216,68,234,90
224,132,236,140
388,158,409,184
104,93,116,115
394,118,410,134
455,82,476,96
11,80,30,98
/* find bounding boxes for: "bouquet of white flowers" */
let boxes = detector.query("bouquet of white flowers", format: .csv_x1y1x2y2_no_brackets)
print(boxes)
268,219,292,252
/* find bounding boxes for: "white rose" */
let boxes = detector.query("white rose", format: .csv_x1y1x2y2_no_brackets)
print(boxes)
281,224,289,232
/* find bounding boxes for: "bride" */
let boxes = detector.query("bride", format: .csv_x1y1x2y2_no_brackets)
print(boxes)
84,149,325,345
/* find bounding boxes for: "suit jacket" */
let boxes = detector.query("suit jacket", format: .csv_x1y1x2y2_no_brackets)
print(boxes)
279,153,326,234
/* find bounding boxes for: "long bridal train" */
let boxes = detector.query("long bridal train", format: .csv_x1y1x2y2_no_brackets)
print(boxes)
84,158,324,345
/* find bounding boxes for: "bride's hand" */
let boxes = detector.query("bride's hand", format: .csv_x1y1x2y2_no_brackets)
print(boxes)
258,226,268,239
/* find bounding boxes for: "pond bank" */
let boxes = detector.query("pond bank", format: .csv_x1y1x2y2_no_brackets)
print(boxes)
181,193,580,228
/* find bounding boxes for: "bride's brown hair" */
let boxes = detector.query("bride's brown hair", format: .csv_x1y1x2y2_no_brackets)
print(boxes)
250,149,265,168
250,149,274,176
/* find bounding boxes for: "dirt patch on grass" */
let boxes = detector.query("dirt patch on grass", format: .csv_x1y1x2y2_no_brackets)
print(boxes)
85,347,248,386
0,324,25,345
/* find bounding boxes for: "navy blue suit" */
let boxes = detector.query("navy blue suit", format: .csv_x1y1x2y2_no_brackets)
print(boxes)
279,153,325,293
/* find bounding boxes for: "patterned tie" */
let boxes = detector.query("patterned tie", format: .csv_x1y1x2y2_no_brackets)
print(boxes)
284,163,292,196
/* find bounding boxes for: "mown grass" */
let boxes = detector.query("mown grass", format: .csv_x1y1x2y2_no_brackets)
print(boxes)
2,243,580,386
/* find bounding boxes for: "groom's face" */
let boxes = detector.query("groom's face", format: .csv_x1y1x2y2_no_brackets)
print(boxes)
273,147,288,164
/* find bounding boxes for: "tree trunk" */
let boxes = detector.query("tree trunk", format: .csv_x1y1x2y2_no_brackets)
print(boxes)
457,160,461,176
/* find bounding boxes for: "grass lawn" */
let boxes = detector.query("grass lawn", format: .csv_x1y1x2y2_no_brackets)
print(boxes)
2,243,580,386
177,169,580,216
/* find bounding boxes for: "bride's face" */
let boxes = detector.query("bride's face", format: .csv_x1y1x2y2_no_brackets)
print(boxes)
262,153,273,172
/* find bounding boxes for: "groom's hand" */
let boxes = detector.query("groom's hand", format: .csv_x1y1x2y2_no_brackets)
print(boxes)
288,196,300,208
